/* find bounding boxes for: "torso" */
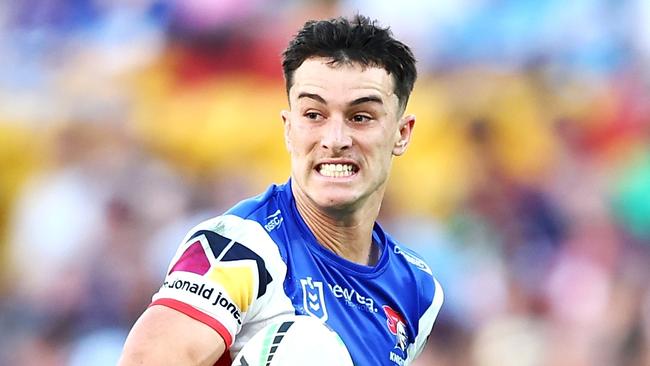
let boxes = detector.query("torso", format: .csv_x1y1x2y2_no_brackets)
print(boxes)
152,181,443,366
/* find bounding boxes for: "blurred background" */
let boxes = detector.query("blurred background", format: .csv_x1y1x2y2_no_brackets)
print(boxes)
0,0,649,365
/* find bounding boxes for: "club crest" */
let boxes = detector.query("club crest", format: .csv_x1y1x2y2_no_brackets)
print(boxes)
383,305,409,364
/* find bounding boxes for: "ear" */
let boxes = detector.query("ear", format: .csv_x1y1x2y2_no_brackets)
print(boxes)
281,110,292,152
392,114,415,156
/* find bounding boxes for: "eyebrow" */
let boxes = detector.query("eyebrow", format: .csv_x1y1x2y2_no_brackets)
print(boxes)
296,93,384,107
349,95,383,106
297,92,327,104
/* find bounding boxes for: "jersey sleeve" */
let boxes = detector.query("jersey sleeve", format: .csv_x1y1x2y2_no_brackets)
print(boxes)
150,215,276,348
410,277,444,360
396,244,444,365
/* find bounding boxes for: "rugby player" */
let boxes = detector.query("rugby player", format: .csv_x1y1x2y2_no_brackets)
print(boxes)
119,14,443,366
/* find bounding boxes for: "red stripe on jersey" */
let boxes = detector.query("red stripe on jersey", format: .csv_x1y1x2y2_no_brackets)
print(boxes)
214,352,232,366
150,298,233,347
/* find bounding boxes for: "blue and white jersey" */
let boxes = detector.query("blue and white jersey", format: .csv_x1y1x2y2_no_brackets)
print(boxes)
152,180,443,366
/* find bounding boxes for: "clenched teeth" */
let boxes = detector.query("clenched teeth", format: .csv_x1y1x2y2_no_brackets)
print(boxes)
319,163,356,177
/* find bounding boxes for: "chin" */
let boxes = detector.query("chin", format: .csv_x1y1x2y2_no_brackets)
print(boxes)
310,189,363,212
293,174,370,212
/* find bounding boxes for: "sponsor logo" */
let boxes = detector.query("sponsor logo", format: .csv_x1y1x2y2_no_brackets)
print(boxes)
394,246,432,274
327,283,377,313
264,209,284,232
300,277,328,321
168,230,274,318
188,230,273,301
383,305,409,365
163,279,242,325
164,278,214,299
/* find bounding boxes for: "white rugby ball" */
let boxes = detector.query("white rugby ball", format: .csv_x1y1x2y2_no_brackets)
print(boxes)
231,316,353,366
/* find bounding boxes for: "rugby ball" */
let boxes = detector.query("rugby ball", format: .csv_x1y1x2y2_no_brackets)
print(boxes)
231,316,353,366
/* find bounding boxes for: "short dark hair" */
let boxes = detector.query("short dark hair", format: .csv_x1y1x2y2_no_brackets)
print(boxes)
282,14,417,111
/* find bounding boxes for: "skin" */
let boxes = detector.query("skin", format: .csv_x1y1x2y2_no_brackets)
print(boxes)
118,56,415,366
282,57,415,265
117,305,225,366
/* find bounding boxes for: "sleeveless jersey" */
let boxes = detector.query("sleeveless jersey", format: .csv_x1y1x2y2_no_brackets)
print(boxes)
151,180,443,366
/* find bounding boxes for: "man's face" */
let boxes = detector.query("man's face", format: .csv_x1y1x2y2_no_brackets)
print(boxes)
282,57,415,212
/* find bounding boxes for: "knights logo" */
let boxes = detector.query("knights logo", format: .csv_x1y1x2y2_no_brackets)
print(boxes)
300,277,328,321
383,305,409,363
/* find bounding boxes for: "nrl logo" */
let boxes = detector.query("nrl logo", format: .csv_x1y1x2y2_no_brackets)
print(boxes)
300,277,328,321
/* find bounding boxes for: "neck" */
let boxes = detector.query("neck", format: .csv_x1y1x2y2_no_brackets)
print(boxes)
292,185,383,265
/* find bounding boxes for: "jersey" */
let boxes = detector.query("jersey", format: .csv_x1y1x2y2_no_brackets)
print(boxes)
151,180,443,366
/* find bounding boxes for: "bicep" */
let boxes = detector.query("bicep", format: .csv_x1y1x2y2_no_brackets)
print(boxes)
118,305,226,366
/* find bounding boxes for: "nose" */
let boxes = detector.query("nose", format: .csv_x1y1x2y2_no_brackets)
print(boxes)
320,116,352,153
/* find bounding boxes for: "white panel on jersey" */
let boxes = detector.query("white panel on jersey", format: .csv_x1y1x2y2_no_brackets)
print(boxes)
211,215,296,358
405,277,444,364
152,214,296,357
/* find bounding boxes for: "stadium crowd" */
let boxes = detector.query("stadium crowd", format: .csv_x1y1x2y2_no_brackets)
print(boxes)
0,1,649,365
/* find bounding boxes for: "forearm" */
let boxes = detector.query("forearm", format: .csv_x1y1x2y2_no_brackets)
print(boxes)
118,305,226,366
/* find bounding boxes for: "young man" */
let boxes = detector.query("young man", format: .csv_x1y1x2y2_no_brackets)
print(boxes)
119,15,443,366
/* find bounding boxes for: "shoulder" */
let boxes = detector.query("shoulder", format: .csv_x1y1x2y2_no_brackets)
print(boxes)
178,198,288,280
187,182,290,258
224,182,286,221
384,234,443,313
178,182,294,276
383,230,434,278
179,213,285,279
164,183,293,301
151,185,293,348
